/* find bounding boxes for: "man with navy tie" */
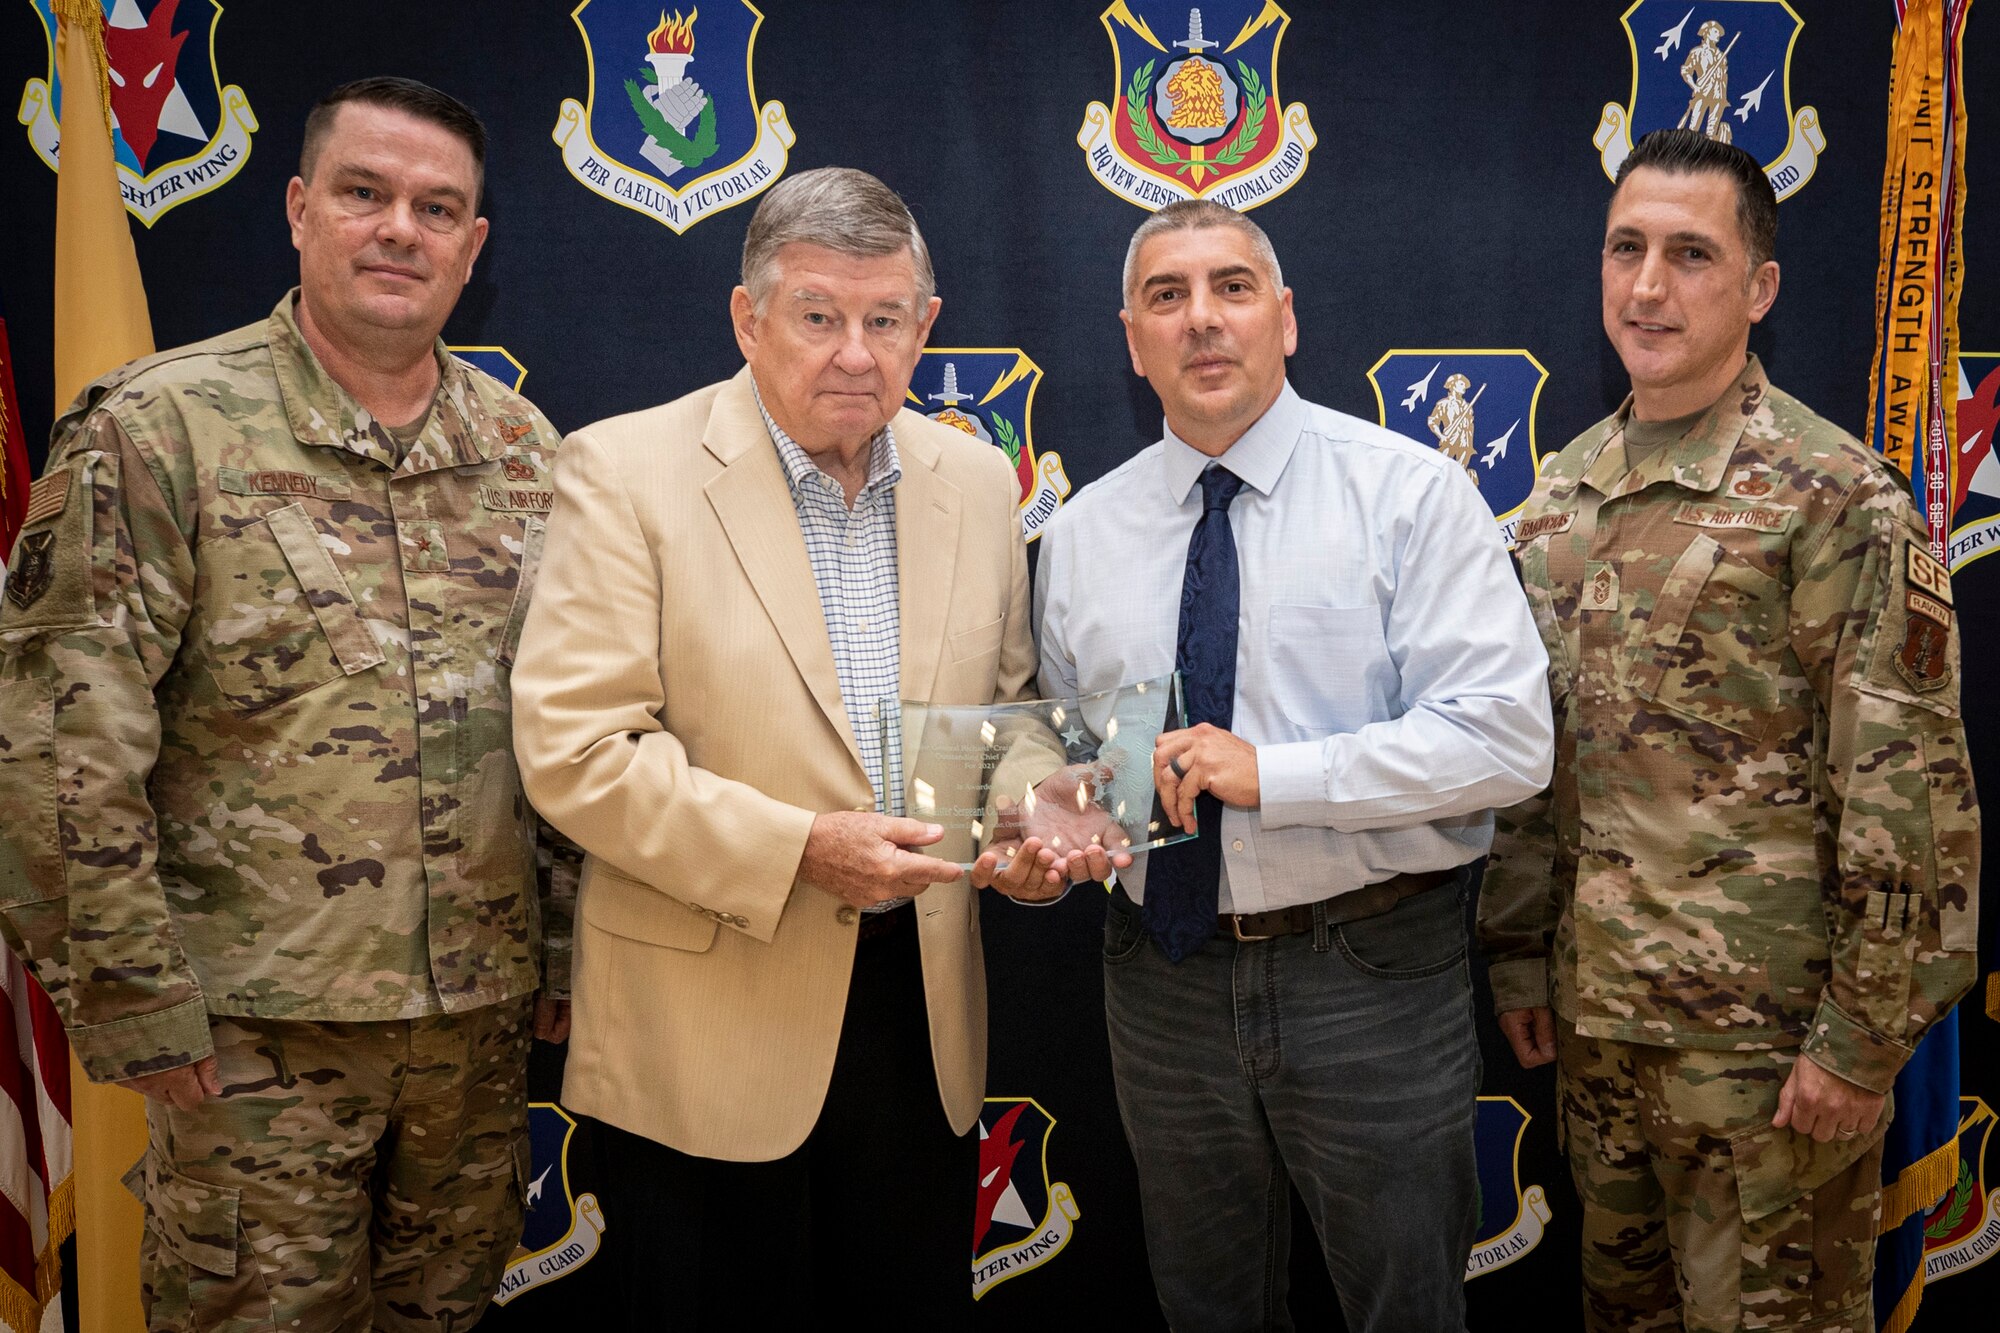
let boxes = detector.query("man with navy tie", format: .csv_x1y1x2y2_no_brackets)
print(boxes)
1034,199,1555,1330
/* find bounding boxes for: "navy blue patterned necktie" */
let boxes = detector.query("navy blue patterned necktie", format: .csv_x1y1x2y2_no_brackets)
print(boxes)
1141,464,1243,962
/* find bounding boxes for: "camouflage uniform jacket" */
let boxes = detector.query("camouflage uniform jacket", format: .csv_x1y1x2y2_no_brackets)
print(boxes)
0,293,575,1084
1479,357,1978,1094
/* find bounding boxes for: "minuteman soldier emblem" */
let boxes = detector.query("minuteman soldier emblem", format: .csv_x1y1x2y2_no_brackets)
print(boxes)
1594,2,1825,200
1366,350,1549,546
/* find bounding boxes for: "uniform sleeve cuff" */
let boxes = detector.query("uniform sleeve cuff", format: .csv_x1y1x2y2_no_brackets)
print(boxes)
67,996,214,1085
1257,741,1328,829
1799,997,1911,1095
1486,957,1550,1014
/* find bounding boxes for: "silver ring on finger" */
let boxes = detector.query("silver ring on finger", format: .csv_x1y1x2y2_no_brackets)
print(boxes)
1837,1128,1859,1140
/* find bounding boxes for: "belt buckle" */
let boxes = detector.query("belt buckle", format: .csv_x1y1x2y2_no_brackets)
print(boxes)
1229,914,1276,943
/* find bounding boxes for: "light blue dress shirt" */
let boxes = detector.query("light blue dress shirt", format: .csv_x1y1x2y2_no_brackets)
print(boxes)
1034,382,1554,914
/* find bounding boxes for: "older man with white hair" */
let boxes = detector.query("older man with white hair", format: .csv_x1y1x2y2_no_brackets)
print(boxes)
510,167,1064,1328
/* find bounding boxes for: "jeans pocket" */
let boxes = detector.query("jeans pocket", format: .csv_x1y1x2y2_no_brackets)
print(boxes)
1103,891,1147,965
1334,885,1468,980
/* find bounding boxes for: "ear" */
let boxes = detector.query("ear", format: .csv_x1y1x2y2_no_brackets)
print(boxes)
729,287,759,364
1121,308,1146,378
286,177,307,252
914,294,942,346
1746,260,1780,325
1280,288,1298,358
461,217,490,282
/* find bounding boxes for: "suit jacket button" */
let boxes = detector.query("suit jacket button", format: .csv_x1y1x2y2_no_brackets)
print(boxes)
836,907,858,926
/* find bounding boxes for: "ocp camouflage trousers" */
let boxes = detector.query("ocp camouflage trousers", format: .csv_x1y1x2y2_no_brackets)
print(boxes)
1559,1029,1885,1333
127,997,534,1332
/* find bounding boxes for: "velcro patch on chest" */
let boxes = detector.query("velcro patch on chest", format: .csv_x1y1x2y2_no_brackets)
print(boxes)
1671,501,1793,534
1906,540,1953,607
500,456,539,482
217,467,351,501
1514,511,1576,542
1726,466,1778,499
479,484,555,513
1584,560,1619,612
20,470,72,528
497,418,536,445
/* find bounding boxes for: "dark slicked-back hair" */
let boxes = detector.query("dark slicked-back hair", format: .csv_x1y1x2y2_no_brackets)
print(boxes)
1613,128,1778,269
300,77,487,203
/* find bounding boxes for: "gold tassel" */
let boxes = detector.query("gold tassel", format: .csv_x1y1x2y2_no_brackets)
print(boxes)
1877,1139,1961,1235
1880,1252,1927,1333
51,0,114,137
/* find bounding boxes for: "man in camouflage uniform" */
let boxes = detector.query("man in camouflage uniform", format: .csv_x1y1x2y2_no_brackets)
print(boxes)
0,78,571,1330
1480,128,1979,1331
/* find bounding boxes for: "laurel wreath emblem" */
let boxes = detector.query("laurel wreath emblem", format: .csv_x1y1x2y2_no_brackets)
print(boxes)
625,64,720,171
1925,1159,1975,1240
1124,59,1267,177
991,412,1025,468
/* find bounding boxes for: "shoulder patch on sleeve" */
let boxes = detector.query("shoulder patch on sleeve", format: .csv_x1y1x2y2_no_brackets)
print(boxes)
20,471,72,529
1906,540,1953,607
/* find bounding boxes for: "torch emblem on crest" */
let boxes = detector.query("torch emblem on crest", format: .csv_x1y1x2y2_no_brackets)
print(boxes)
629,9,719,176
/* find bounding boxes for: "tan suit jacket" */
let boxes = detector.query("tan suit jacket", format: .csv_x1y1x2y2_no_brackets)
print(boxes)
511,367,1034,1160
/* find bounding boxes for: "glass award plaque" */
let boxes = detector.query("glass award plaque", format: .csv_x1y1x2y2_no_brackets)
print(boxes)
881,674,1193,871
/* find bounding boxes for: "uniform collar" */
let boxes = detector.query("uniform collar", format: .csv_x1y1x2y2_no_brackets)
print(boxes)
267,289,500,475
1577,355,1769,499
1163,380,1303,506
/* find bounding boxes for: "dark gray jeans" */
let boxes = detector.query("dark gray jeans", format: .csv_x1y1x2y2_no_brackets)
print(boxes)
1103,875,1480,1332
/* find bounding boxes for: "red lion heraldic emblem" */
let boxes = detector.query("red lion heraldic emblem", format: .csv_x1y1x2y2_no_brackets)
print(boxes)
19,0,258,226
1077,1,1317,212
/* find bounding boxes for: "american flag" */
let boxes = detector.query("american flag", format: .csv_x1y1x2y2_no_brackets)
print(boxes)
0,311,73,1333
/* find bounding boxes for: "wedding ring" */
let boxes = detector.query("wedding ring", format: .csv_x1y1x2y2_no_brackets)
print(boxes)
1837,1128,1858,1140
1169,755,1187,779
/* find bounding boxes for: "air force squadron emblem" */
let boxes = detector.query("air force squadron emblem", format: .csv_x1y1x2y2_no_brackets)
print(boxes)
1596,2,1823,200
492,1104,607,1306
972,1098,1081,1300
1465,1097,1553,1279
910,351,1071,541
19,0,257,226
553,1,794,233
1946,352,2000,572
1922,1098,2000,1287
1078,2,1316,213
1367,350,1549,544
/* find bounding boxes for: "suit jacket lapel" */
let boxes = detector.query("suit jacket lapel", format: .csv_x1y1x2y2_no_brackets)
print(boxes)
703,371,867,779
895,413,962,702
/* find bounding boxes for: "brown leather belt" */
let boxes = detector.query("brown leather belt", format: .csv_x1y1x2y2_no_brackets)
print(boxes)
1218,867,1457,943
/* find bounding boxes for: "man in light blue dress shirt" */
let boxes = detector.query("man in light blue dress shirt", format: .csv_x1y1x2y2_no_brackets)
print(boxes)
1035,200,1555,1330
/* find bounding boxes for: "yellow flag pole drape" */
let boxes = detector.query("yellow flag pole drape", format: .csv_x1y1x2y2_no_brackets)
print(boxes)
51,3,154,1331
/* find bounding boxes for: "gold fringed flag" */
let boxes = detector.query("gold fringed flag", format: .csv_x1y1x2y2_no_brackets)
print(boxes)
1866,0,1971,563
49,3,156,1332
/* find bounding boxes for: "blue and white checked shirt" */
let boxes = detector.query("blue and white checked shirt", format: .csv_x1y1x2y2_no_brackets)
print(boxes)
755,390,907,910
1035,382,1554,914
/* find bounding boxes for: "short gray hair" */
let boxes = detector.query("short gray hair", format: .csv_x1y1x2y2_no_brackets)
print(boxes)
1122,199,1284,307
740,167,935,312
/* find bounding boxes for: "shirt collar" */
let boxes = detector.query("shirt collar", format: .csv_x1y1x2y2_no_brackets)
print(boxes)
1162,380,1304,506
752,382,903,500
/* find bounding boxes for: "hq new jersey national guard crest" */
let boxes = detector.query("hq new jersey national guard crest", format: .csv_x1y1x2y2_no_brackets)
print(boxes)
1366,350,1549,545
19,0,257,226
493,1104,608,1306
1595,2,1824,200
1077,1,1316,213
554,1,794,233
972,1098,1081,1300
909,350,1071,541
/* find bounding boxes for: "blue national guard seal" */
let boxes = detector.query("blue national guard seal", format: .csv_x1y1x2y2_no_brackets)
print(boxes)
908,350,1071,542
972,1097,1081,1300
1466,1096,1553,1279
19,0,258,226
1595,1,1824,200
553,1,794,233
1366,350,1549,545
1077,2,1317,213
449,347,529,394
492,1104,607,1306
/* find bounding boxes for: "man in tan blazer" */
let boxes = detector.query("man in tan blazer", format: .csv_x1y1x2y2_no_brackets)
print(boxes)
511,168,1101,1328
